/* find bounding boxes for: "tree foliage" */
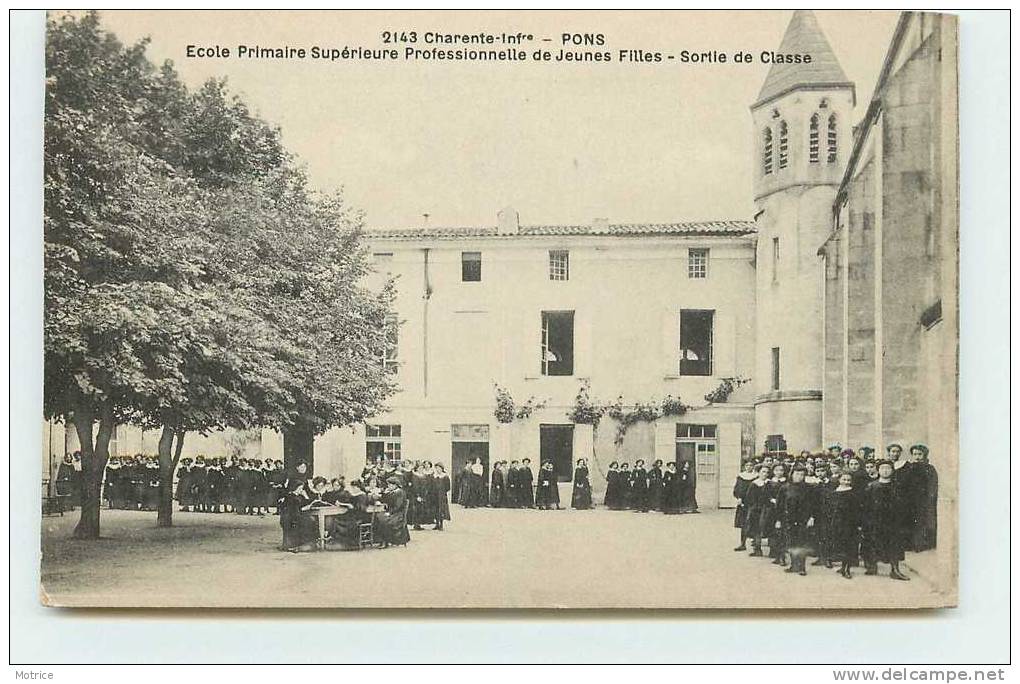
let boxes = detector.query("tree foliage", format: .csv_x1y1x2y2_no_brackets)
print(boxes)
44,12,397,535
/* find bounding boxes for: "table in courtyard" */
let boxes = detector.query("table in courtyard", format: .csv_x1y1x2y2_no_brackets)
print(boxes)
306,505,351,551
306,504,388,550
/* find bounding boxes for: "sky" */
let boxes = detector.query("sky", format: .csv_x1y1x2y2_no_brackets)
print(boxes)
90,10,900,229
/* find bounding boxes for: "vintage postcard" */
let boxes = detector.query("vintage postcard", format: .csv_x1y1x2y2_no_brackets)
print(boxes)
40,10,958,609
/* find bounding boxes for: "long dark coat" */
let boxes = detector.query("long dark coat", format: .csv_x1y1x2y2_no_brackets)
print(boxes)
489,468,505,508
861,480,906,563
647,466,664,511
430,474,451,521
377,488,411,546
661,469,681,514
732,473,756,528
630,467,649,511
900,461,938,551
826,487,861,564
535,468,559,508
571,466,592,510
519,467,535,507
742,480,768,536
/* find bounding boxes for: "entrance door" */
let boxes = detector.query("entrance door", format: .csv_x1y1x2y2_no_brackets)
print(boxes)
539,425,574,482
676,424,719,510
451,424,490,505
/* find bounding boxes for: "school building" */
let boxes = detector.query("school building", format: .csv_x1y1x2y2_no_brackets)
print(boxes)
45,11,958,512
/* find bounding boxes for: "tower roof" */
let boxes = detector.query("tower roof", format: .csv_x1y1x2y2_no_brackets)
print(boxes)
753,10,855,109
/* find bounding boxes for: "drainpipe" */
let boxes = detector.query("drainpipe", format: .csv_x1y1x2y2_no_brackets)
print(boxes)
423,247,431,398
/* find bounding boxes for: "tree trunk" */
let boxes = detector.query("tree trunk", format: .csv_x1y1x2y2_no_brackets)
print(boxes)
156,425,185,527
72,402,114,539
283,421,315,476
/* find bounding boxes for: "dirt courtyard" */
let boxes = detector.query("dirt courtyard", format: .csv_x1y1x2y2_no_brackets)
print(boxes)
40,506,950,609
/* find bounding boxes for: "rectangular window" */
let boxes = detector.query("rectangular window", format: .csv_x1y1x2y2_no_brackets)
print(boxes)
688,248,709,279
541,311,574,376
461,251,481,282
380,314,399,374
771,346,780,391
765,434,787,454
549,250,569,281
678,309,713,376
365,424,402,464
772,237,780,282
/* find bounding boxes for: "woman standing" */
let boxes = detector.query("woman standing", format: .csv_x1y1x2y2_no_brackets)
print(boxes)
662,462,681,514
861,460,910,580
828,472,861,579
647,460,664,511
630,459,649,512
732,459,758,551
489,461,506,508
570,458,592,510
678,460,699,514
604,461,620,509
535,461,561,510
743,465,770,556
430,463,452,530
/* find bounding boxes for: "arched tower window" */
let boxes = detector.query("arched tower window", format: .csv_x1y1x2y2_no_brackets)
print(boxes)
809,114,820,164
827,114,838,163
762,127,774,175
778,120,789,169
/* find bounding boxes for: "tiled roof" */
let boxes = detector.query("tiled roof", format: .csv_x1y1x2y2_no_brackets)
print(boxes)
366,220,756,240
754,10,854,108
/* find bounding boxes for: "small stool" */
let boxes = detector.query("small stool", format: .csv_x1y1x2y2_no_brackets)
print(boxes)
357,522,374,550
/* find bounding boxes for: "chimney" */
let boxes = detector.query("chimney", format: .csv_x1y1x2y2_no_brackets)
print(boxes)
592,217,609,232
497,206,519,235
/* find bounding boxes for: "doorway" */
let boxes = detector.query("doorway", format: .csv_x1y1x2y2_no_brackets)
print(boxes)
676,423,719,509
451,424,490,505
539,424,574,482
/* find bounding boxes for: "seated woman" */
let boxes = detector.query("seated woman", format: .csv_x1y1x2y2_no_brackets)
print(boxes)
327,479,367,549
374,477,411,548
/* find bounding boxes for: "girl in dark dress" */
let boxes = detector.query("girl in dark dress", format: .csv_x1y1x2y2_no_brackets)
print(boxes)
535,461,560,510
678,460,698,514
570,458,592,510
376,478,411,547
861,460,910,580
617,462,632,510
280,480,312,551
903,444,938,552
429,464,452,530
761,463,786,563
603,461,620,509
827,472,861,579
506,461,521,508
662,462,681,514
409,464,431,530
489,461,506,508
732,460,758,550
775,466,815,575
630,459,649,512
647,460,664,511
743,465,770,556
175,458,194,512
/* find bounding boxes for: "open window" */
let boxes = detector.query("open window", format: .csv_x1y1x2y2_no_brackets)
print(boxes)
679,309,713,376
541,311,574,376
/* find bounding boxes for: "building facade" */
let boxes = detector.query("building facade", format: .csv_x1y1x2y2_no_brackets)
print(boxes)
44,11,958,513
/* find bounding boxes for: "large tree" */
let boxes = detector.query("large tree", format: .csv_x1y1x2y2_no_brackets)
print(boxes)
44,12,397,536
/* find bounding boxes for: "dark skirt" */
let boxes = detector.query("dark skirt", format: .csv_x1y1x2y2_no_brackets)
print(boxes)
571,482,592,509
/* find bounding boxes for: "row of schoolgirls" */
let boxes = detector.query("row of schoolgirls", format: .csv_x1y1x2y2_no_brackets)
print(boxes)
173,456,288,514
732,443,939,580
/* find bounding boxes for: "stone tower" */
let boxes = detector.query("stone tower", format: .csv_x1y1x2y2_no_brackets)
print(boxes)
752,10,855,453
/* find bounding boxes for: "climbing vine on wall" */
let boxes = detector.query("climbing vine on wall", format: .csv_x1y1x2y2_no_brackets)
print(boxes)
493,383,547,424
703,376,751,404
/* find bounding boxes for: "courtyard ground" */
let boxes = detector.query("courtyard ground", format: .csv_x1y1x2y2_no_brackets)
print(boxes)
40,506,953,609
